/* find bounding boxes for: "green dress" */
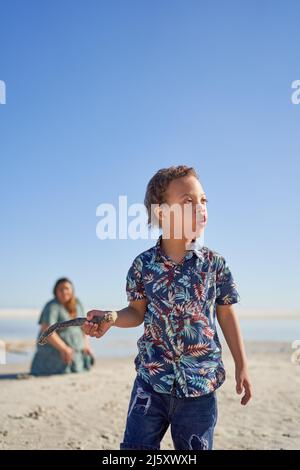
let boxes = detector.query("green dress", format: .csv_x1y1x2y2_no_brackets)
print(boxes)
30,298,93,376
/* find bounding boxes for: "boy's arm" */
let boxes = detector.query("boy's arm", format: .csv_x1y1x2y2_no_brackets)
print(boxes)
216,304,253,405
82,299,147,338
114,299,147,327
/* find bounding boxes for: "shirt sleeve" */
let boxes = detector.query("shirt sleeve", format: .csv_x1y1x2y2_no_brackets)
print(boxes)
126,256,147,301
38,301,60,325
216,255,240,305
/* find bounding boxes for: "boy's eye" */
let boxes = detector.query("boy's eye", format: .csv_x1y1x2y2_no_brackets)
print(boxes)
184,198,208,204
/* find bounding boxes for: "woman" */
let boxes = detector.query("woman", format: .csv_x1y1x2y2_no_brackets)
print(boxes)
30,278,94,376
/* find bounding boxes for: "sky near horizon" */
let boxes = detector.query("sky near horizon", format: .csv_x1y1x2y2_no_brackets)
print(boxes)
0,0,299,310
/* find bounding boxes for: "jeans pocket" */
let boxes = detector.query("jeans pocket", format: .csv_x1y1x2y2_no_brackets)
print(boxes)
193,391,217,420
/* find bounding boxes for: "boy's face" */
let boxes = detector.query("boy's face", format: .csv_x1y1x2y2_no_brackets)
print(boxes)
157,175,208,239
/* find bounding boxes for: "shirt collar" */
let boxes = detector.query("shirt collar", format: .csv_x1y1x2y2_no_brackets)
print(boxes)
154,234,205,264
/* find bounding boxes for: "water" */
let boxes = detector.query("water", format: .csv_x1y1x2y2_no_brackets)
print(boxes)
0,317,299,364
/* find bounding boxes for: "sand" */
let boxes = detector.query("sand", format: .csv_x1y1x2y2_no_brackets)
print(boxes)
0,341,299,450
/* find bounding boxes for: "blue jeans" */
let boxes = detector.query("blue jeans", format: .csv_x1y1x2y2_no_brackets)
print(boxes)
120,374,218,450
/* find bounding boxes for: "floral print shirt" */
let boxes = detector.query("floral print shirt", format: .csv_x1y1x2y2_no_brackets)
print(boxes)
126,234,240,398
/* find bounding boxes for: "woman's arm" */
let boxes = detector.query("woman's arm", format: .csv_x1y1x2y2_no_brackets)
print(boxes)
82,333,94,355
216,304,253,405
40,323,73,364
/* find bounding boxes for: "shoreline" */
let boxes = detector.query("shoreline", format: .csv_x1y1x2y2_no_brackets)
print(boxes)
1,307,299,320
0,339,297,372
0,338,295,370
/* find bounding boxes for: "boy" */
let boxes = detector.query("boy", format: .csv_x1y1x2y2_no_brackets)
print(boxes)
83,165,252,450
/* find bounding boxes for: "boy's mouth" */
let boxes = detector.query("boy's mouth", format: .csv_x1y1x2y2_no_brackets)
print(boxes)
196,214,206,225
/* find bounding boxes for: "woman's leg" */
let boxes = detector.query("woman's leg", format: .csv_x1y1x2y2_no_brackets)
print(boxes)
170,391,218,450
120,375,170,450
30,344,69,376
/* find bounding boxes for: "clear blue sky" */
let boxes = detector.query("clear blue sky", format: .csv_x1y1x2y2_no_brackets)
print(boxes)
0,0,299,310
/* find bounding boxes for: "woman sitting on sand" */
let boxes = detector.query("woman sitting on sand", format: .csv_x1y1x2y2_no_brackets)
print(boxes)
30,277,94,376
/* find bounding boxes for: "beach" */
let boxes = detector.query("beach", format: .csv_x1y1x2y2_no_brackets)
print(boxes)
0,340,299,450
1,0,300,453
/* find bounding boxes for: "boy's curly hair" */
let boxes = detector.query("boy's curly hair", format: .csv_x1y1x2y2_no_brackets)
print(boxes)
144,165,199,228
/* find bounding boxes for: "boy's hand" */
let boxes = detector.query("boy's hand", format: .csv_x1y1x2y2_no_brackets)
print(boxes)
83,310,116,339
235,366,253,405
